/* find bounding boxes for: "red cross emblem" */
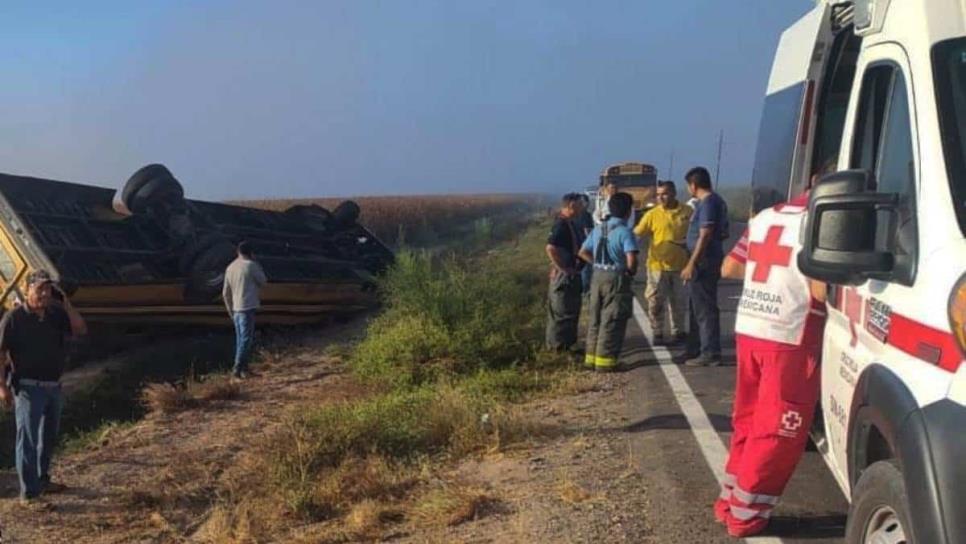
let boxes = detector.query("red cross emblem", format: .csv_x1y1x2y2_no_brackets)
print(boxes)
747,226,793,283
781,410,803,432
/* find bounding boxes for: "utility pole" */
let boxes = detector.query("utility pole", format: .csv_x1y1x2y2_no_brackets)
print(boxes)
714,129,724,189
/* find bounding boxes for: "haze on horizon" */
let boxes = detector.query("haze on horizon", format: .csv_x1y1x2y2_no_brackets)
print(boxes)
0,1,812,201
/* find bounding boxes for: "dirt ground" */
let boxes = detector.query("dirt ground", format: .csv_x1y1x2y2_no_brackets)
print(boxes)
0,320,655,544
398,372,654,544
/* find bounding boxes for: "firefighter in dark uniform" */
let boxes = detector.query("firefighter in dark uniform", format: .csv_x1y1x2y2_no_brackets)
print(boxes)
545,193,584,351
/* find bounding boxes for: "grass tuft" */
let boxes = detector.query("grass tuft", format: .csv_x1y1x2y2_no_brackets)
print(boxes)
412,482,494,527
558,478,593,505
141,383,195,414
194,376,243,402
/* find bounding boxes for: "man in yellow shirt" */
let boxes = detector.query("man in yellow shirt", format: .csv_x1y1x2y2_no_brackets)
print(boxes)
633,181,692,345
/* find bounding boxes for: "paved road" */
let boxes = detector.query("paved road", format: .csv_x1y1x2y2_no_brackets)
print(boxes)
621,223,850,543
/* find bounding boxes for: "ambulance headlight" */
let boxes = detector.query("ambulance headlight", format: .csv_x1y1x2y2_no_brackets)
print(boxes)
950,272,966,361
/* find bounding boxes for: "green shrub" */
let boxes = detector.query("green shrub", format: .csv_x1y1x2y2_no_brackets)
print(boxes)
351,246,545,387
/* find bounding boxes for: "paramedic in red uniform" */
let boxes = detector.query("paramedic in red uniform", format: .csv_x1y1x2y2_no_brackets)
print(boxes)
714,193,827,538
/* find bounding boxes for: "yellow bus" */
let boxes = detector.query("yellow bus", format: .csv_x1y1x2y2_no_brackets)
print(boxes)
0,164,393,328
597,162,659,220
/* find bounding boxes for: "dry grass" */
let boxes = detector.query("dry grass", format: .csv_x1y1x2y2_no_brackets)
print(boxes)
141,383,195,414
314,455,420,509
141,375,243,415
233,194,548,246
194,376,243,402
557,478,593,505
411,481,494,527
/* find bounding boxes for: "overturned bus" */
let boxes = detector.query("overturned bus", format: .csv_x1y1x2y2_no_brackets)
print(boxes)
0,164,394,327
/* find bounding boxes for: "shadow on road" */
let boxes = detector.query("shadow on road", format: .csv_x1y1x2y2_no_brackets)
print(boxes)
768,514,847,539
621,413,732,434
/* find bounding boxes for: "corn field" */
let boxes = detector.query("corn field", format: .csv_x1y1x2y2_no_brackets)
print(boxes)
232,194,553,247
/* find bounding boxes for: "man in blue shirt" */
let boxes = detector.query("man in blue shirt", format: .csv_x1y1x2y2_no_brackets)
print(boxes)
578,192,640,371
682,166,729,366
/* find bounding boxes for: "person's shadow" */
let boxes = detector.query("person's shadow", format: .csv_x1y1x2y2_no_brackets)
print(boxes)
621,413,733,433
766,514,848,539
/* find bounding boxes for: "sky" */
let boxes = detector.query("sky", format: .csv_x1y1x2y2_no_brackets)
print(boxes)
0,1,814,200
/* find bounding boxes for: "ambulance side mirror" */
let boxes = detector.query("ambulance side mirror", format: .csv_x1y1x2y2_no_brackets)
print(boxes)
798,170,898,285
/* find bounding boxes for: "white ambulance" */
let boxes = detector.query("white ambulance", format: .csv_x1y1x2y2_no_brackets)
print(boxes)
751,1,966,542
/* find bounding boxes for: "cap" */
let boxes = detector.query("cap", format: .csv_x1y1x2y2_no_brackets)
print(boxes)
26,270,53,287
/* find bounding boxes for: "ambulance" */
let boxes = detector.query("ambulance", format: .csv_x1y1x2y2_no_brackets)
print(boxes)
751,1,966,542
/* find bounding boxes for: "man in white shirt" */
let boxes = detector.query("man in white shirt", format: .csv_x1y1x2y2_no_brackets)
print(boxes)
593,182,618,224
222,241,268,379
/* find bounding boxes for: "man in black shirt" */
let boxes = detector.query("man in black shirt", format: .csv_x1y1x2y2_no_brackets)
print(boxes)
0,270,87,501
573,194,595,294
545,193,584,351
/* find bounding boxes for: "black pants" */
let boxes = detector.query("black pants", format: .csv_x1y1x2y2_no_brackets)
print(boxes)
687,258,722,357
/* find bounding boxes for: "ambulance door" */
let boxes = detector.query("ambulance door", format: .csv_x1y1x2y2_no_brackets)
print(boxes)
822,43,927,491
750,2,841,214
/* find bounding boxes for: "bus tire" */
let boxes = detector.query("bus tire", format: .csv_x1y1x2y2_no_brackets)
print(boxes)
179,233,231,274
845,460,912,544
183,242,237,302
332,200,360,228
122,164,184,214
286,204,333,231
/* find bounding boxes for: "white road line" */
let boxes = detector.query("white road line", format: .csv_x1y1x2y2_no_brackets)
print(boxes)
632,299,783,544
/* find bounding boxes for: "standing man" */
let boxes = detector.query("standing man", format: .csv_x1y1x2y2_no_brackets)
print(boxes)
594,181,618,224
579,192,640,371
713,193,826,537
223,241,268,379
633,181,692,345
573,194,595,294
545,193,583,352
682,167,729,366
0,270,87,502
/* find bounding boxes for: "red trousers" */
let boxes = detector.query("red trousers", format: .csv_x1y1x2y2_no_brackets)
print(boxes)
715,335,821,536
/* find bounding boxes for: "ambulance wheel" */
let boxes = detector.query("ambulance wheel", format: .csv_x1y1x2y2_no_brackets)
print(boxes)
122,164,184,214
845,460,911,544
332,200,360,228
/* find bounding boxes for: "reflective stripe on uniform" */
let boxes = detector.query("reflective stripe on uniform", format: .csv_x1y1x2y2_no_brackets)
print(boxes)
730,505,772,521
732,486,780,506
584,353,596,367
595,355,617,368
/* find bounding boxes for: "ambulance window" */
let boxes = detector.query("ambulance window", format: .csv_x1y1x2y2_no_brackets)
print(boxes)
751,83,805,213
878,71,918,283
933,38,966,236
851,64,918,284
811,29,861,176
877,73,915,197
850,66,892,172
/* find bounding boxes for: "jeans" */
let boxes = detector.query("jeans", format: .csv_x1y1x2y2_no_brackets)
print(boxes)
687,258,722,358
232,310,256,374
15,383,63,499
